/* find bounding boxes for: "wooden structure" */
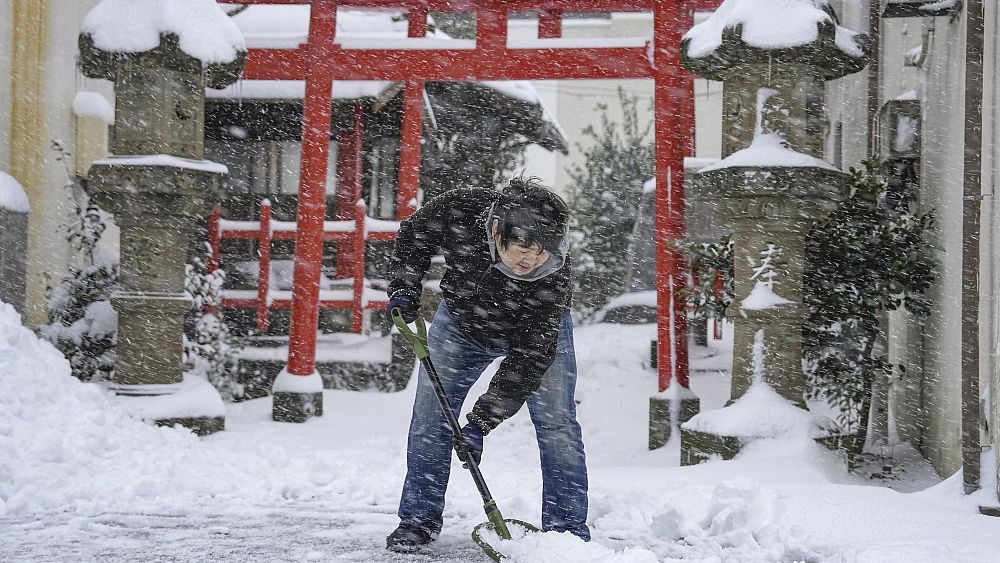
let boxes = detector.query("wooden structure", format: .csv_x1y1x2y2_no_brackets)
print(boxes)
230,0,721,396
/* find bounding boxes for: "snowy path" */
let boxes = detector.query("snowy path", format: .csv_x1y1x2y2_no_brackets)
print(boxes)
2,504,488,562
4,308,1000,562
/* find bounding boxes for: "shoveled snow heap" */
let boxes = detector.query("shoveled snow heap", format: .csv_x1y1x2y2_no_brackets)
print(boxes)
82,0,246,65
683,380,834,439
0,303,317,516
683,0,865,59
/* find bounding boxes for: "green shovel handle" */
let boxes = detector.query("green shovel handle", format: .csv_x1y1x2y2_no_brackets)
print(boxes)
390,307,429,360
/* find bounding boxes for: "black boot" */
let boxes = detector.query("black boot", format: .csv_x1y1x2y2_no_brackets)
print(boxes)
386,524,434,553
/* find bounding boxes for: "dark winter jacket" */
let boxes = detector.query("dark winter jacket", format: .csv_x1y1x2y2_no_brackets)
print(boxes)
388,188,572,433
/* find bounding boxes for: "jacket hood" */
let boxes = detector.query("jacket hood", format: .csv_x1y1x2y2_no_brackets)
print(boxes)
484,203,570,282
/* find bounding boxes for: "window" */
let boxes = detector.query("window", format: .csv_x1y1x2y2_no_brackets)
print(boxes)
205,139,338,197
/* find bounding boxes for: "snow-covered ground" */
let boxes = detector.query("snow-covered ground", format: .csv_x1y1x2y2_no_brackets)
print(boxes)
2,303,1000,562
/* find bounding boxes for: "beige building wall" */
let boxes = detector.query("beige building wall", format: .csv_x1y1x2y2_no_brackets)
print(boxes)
889,12,971,477
6,0,107,325
830,3,1000,480
985,0,1000,493
0,0,13,174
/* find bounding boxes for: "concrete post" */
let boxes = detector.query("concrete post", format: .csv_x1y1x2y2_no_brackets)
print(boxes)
0,172,29,316
677,3,869,464
78,7,245,436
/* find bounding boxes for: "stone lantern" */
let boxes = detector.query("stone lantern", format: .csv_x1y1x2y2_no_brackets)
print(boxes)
677,1,869,463
78,1,246,435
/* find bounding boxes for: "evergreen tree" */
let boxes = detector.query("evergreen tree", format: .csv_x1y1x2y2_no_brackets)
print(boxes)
38,141,119,382
419,84,529,200
567,89,655,318
684,161,935,445
183,248,245,401
681,237,733,323
803,161,934,445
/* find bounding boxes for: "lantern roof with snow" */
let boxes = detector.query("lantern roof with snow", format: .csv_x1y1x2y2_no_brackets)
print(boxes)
79,0,246,89
681,0,869,81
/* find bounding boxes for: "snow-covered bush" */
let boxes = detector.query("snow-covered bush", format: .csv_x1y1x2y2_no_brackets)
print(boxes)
568,89,654,319
38,141,119,382
183,248,244,401
803,161,934,442
682,237,734,323
684,160,935,439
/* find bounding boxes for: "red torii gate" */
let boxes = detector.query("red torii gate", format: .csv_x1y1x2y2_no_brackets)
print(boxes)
234,0,720,397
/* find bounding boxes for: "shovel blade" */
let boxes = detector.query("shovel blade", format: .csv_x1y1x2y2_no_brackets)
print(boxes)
471,519,540,562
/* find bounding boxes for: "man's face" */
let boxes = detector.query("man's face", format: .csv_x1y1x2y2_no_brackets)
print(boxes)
492,219,551,276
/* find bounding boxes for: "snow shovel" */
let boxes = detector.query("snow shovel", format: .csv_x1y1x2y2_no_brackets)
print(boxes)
391,308,540,561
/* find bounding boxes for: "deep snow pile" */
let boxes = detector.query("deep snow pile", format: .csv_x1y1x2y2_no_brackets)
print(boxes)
0,303,344,516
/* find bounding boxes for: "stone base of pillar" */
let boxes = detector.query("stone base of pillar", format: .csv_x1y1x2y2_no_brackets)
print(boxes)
680,428,742,466
648,396,670,449
154,415,225,436
648,386,700,450
273,391,324,423
111,292,192,387
979,505,1000,518
116,373,226,436
814,431,861,469
681,423,845,467
271,369,324,423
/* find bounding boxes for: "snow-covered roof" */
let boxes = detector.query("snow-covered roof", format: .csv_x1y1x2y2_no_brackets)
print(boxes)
683,0,863,59
699,133,837,173
223,5,551,109
82,0,246,65
0,172,30,214
227,5,435,49
207,80,394,101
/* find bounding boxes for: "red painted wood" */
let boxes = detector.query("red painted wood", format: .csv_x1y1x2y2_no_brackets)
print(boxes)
232,0,655,9
408,7,428,37
713,270,724,340
221,223,398,242
230,0,724,391
682,0,723,11
684,76,696,156
207,205,221,274
334,103,364,282
538,10,562,39
352,199,367,333
243,47,654,81
256,200,273,333
287,0,336,376
396,80,424,220
223,297,391,310
206,205,222,316
477,8,507,51
653,1,690,391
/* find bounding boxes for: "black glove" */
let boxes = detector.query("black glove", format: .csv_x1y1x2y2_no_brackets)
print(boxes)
454,424,484,466
386,293,418,324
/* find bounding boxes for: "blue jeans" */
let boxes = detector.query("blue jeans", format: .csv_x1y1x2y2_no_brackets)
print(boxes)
397,302,590,540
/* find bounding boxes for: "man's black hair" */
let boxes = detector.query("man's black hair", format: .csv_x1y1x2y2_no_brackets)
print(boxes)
492,176,569,255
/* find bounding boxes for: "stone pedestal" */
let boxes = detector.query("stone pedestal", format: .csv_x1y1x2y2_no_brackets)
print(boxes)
272,369,325,423
79,8,245,435
649,389,700,450
713,166,845,405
